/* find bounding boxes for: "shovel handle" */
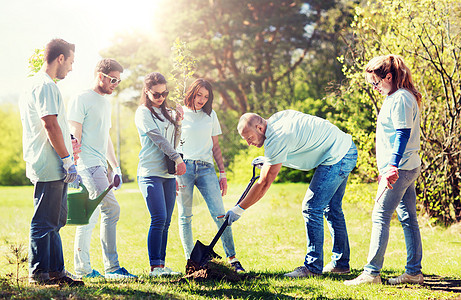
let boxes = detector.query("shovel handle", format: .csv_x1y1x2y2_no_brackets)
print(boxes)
208,172,260,250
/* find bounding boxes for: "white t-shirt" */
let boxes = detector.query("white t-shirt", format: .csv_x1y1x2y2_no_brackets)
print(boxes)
19,72,72,182
264,110,352,170
376,89,421,173
135,105,175,178
177,107,222,164
67,89,111,170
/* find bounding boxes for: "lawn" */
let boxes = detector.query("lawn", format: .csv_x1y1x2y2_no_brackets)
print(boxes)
0,181,460,299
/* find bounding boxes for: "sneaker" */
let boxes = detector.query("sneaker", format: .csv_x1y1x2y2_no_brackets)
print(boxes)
229,258,246,273
322,263,350,274
163,267,181,276
105,267,138,280
388,272,424,285
149,267,168,277
284,266,320,278
65,270,80,280
49,275,84,287
344,272,381,286
83,269,103,279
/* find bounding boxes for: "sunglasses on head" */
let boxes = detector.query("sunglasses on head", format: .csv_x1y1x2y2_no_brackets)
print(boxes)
101,73,121,84
149,90,169,99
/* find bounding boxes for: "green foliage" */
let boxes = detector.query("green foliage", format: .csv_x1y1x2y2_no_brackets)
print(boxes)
169,38,197,106
0,105,28,185
27,48,44,76
339,0,461,223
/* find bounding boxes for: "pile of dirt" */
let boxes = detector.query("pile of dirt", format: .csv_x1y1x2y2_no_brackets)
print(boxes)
177,259,243,282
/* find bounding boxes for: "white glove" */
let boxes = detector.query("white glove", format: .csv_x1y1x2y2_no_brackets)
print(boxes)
61,155,78,183
225,205,245,226
113,166,123,190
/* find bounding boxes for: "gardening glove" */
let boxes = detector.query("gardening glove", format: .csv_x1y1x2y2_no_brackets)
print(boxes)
219,171,228,196
69,175,82,189
113,167,123,190
225,205,245,226
61,155,78,183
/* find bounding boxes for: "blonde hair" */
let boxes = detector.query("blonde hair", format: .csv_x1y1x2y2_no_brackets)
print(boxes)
365,54,422,107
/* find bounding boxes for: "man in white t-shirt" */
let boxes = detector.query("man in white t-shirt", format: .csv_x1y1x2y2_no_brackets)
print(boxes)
226,110,358,277
67,59,136,280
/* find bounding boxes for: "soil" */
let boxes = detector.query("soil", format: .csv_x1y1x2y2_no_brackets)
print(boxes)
176,259,244,283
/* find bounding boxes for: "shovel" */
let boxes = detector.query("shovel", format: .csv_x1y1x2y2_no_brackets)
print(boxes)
189,157,265,266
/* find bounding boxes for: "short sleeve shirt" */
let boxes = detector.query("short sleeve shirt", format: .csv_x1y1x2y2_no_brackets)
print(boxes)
177,107,222,164
264,110,352,170
135,105,175,178
67,89,112,170
376,89,421,173
19,72,72,182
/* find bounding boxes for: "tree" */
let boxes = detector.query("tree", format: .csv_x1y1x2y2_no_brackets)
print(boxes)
338,0,461,223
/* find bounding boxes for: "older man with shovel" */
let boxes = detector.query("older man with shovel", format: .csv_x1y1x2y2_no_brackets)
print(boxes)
225,110,357,277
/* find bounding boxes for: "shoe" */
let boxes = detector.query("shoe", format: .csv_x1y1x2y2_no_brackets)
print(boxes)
149,267,168,277
388,272,424,285
284,266,320,278
163,267,181,276
105,267,138,280
49,275,84,287
65,270,80,280
344,272,381,286
322,263,350,274
229,258,246,273
83,269,103,278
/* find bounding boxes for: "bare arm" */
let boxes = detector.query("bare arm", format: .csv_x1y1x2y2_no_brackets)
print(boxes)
68,120,82,143
238,163,282,209
107,136,119,169
212,135,225,172
41,115,70,158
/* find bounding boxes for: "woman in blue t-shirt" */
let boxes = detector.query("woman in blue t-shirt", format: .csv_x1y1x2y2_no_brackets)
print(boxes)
176,78,245,272
135,72,186,277
345,55,423,286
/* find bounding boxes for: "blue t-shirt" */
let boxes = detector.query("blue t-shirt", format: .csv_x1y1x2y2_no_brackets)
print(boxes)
19,72,72,182
67,89,111,170
135,105,175,178
264,110,352,171
376,89,421,173
177,107,221,164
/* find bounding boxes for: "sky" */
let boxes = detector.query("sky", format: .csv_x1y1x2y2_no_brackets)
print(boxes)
0,0,160,102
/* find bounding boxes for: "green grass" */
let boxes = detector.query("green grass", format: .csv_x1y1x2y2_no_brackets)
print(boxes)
0,182,460,299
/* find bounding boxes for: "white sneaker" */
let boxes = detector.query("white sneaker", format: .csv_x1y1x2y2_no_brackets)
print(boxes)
163,267,181,276
149,267,168,277
388,272,424,285
284,266,320,278
344,272,381,286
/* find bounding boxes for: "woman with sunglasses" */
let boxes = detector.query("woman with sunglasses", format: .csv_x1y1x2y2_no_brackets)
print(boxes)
176,79,245,272
344,55,423,286
135,72,186,277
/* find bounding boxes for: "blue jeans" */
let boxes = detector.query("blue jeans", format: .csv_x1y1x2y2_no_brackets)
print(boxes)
302,143,357,274
177,160,236,259
74,166,121,275
364,166,422,276
138,176,176,266
29,180,68,281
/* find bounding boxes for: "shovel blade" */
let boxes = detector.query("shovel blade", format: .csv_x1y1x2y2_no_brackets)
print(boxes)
190,240,221,266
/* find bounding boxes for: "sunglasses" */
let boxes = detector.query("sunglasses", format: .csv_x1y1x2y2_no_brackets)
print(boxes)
101,73,121,84
149,90,169,99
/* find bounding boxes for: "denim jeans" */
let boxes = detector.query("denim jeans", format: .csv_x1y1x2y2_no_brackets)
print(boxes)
302,142,357,274
29,180,68,281
364,166,422,276
138,176,176,266
177,160,236,259
74,166,121,275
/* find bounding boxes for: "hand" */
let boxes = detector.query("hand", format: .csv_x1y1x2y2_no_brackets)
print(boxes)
219,172,228,196
383,165,399,189
175,157,186,175
71,138,81,162
225,205,245,226
175,104,184,122
69,175,82,189
113,167,123,190
61,155,78,183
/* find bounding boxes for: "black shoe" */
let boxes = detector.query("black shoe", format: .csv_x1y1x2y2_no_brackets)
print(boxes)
230,260,246,273
49,275,84,287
